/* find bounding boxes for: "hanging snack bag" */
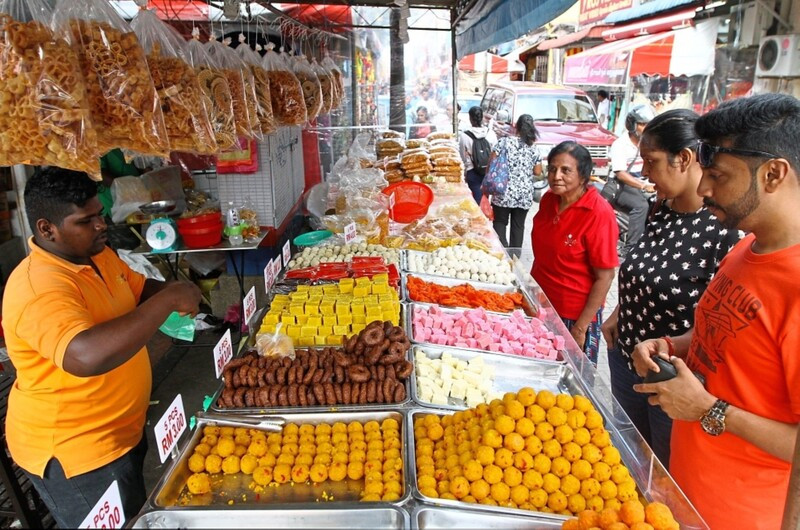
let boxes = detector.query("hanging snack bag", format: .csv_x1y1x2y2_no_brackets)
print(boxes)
311,58,332,115
262,43,306,126
292,55,322,123
234,35,276,135
206,36,261,140
130,9,217,155
322,55,344,110
0,0,100,177
52,0,169,158
185,31,236,151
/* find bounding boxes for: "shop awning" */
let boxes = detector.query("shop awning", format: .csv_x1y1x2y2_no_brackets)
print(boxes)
455,0,575,59
458,52,525,73
603,0,699,24
601,8,696,41
563,19,718,86
537,25,610,50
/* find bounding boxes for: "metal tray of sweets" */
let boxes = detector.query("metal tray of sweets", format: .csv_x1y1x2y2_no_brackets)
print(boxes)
412,505,563,529
409,345,582,412
402,250,517,289
400,273,538,317
148,409,412,510
131,505,411,529
405,302,565,364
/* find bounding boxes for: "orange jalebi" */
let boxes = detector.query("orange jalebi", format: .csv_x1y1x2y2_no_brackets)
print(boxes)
407,276,524,313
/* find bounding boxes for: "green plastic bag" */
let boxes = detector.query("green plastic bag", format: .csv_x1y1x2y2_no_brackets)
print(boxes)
159,312,196,342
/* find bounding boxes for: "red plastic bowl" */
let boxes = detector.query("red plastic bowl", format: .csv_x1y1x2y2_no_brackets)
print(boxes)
381,181,434,223
177,211,222,230
179,222,223,248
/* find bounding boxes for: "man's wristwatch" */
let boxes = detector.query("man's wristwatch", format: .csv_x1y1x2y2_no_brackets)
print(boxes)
700,399,730,436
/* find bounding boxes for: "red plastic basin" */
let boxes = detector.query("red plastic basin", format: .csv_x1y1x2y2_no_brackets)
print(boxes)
177,211,222,230
179,222,223,248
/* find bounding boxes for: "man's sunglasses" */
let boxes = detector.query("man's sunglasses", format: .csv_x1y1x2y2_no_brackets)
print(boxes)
697,141,779,168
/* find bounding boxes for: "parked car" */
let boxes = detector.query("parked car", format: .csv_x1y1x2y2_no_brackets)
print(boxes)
480,82,617,177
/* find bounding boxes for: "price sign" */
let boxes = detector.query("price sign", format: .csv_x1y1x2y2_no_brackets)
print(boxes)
388,192,396,209
154,394,186,463
79,480,125,529
272,257,281,276
243,286,257,326
213,329,233,379
282,240,291,267
264,262,274,293
344,222,357,244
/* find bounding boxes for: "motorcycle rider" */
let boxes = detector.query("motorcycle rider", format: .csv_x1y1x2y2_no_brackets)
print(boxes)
608,104,656,258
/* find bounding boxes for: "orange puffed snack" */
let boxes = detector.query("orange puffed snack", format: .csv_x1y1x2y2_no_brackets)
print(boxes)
562,500,680,530
407,275,524,313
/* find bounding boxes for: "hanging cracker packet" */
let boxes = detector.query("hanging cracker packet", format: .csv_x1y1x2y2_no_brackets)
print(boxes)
131,9,217,155
322,55,344,110
291,55,322,123
311,58,333,115
233,34,276,135
0,0,100,177
206,36,261,140
262,43,306,126
185,30,236,151
52,0,169,158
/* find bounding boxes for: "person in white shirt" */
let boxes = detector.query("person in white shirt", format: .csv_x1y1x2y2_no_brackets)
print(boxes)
608,104,656,258
459,106,497,203
597,90,610,129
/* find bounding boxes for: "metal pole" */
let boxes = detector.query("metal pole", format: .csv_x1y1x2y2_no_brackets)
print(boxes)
781,424,800,530
389,7,406,133
450,7,458,134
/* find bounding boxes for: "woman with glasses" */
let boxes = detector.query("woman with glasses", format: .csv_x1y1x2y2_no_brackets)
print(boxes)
600,109,742,467
531,141,618,365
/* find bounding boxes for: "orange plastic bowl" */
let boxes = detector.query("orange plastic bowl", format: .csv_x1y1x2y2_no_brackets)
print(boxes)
382,181,434,223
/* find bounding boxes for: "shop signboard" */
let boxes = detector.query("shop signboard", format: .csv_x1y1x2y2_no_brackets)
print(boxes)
564,48,631,86
79,480,124,529
579,0,633,25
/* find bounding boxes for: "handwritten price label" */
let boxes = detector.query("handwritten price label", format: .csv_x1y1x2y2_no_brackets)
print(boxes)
264,262,274,293
282,240,291,267
272,257,281,276
154,394,186,464
243,286,257,326
79,480,125,529
213,329,233,379
344,222,357,244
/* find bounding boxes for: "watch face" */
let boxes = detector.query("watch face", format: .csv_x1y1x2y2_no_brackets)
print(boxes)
701,415,724,436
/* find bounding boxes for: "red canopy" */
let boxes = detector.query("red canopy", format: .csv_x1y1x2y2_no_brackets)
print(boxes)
283,4,352,32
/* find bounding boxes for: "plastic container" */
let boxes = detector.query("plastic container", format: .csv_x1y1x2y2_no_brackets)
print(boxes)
293,230,333,248
177,211,222,230
179,222,223,248
381,181,434,223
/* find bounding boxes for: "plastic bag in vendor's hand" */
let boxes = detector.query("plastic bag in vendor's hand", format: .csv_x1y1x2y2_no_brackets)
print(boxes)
205,37,261,140
185,32,237,151
131,9,217,155
160,311,196,342
291,55,323,123
262,43,306,126
0,0,101,178
52,0,170,158
233,35,276,135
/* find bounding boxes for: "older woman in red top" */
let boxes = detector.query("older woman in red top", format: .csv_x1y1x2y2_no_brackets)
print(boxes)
531,141,619,364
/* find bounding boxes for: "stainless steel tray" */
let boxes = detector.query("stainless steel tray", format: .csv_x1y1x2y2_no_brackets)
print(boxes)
413,505,563,529
149,410,411,509
402,250,517,288
409,345,580,411
132,505,410,528
405,302,564,364
401,273,538,317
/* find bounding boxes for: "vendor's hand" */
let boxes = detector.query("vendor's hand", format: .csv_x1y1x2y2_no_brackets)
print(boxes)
631,338,670,377
165,281,202,317
570,324,587,350
633,357,716,421
600,314,618,348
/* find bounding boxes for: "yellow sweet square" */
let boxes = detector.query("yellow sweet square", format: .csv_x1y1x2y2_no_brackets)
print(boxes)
366,307,383,321
289,303,305,317
323,315,338,327
281,314,296,326
352,313,366,325
333,325,350,336
355,276,370,286
301,325,317,337
309,285,324,295
295,284,310,292
314,335,329,345
263,313,279,325
318,326,333,337
305,303,320,316
353,285,369,298
335,303,352,316
295,314,308,325
306,315,322,327
328,335,343,346
286,325,301,339
352,323,366,335
337,314,353,327
372,283,388,295
365,295,379,305
380,300,395,312
338,278,354,293
298,336,315,346
382,310,397,322
373,273,389,283
261,323,277,334
320,302,335,316
322,284,340,295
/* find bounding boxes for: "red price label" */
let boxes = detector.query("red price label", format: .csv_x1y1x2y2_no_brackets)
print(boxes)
344,222,357,244
79,480,125,529
243,286,257,326
213,329,233,379
154,394,186,464
282,240,291,267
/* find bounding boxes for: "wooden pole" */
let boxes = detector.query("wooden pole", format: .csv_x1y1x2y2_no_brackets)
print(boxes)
782,424,800,530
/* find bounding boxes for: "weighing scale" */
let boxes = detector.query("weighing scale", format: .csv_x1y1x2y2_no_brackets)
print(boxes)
140,201,179,253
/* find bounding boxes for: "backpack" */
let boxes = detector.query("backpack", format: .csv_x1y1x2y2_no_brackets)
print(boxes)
465,130,491,177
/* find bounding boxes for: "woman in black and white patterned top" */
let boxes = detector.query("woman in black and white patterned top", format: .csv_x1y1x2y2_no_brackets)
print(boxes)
601,109,742,467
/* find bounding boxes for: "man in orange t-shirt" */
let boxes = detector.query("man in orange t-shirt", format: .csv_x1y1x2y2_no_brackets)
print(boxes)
631,93,800,529
2,167,200,528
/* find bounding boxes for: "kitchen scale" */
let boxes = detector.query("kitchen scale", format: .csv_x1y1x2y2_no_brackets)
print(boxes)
141,201,179,253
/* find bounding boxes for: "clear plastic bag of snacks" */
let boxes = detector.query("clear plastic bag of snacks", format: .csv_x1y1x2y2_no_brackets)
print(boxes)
0,0,101,177
184,31,236,151
322,55,344,110
311,58,332,115
262,43,306,126
52,0,169,158
291,55,322,123
130,9,217,155
234,35,276,135
206,36,261,140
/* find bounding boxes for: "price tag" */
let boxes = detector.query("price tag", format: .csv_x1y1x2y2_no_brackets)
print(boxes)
154,394,187,464
79,480,125,529
388,192,396,209
213,329,233,379
344,222,357,244
264,262,274,293
243,286,257,326
272,257,281,276
282,240,291,267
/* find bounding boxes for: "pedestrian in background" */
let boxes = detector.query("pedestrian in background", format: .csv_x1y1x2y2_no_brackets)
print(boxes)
459,106,496,204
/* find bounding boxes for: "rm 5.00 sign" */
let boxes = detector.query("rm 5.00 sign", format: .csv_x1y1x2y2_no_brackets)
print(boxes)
79,480,125,529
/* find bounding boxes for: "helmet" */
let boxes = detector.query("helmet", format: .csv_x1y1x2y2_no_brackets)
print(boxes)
625,104,656,133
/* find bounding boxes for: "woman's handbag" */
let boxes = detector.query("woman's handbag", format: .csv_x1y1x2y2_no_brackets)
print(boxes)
480,144,510,196
600,177,623,205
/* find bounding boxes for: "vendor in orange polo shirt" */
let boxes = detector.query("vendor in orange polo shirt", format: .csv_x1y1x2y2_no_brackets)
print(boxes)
2,167,201,528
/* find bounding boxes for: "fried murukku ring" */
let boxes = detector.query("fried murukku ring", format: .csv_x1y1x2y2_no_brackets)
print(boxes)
387,326,405,342
395,360,413,380
347,364,370,383
362,326,385,346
